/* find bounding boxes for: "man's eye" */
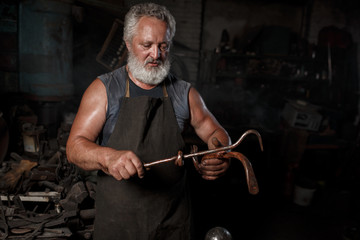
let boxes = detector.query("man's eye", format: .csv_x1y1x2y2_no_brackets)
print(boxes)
159,44,169,51
142,44,151,49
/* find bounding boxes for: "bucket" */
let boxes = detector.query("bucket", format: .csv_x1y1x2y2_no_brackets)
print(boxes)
293,185,316,207
22,123,46,154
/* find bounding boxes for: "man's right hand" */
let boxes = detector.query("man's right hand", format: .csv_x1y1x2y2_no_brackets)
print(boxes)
103,150,145,181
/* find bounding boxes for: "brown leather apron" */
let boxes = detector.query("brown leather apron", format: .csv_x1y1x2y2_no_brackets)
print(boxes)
93,78,191,240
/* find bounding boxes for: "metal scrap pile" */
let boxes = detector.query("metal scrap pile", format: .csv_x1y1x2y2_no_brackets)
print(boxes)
0,107,96,240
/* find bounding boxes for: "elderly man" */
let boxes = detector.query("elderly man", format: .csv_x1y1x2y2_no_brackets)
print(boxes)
66,3,230,240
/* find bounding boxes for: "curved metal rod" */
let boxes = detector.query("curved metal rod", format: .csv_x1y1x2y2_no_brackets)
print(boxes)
202,151,259,195
143,129,263,168
224,152,259,195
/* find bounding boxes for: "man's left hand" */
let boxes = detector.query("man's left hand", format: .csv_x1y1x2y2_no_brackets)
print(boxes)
198,153,230,180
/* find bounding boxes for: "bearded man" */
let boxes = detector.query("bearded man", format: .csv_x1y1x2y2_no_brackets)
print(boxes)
66,3,230,240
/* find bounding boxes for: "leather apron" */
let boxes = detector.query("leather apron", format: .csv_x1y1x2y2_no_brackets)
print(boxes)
93,77,191,240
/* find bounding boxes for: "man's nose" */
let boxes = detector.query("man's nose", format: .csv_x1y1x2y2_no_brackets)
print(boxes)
149,45,161,59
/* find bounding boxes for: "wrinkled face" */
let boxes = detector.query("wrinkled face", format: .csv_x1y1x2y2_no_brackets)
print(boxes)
126,16,171,85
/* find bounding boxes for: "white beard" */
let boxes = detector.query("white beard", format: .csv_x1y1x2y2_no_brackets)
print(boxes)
127,51,171,85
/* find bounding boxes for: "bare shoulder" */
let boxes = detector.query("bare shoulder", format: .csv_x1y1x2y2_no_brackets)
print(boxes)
84,78,106,97
80,78,107,109
188,87,207,113
69,78,107,141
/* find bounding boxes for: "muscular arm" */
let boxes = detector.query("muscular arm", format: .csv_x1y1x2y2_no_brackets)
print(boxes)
66,78,144,180
188,87,231,180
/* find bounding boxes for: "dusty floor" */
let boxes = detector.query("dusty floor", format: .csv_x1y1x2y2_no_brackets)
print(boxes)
188,153,360,240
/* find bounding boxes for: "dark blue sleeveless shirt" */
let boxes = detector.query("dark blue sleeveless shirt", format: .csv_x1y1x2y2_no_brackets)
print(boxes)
98,66,191,146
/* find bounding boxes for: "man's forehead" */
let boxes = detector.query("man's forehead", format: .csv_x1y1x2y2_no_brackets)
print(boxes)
135,16,171,40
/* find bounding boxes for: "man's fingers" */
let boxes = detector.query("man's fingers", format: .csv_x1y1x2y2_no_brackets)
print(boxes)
202,175,223,180
119,167,131,180
124,164,138,178
199,161,227,180
129,158,145,179
109,167,123,181
201,168,225,176
106,151,145,181
120,154,144,180
129,155,145,178
201,170,226,180
211,137,223,148
199,155,230,180
200,163,224,172
201,158,224,166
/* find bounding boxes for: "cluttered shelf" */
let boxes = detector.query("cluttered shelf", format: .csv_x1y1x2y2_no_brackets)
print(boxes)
211,52,331,84
199,46,356,112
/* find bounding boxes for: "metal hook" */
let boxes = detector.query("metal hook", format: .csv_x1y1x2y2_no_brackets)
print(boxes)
143,129,263,168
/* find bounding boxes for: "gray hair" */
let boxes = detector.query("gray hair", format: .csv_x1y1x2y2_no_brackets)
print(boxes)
123,3,176,43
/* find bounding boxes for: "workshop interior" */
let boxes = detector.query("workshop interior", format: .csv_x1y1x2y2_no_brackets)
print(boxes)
1,0,360,239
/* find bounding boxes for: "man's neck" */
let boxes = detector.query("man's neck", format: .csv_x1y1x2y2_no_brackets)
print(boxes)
126,65,158,90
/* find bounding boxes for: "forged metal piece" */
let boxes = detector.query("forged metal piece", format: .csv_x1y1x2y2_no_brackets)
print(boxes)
144,129,263,195
144,129,263,168
202,151,259,195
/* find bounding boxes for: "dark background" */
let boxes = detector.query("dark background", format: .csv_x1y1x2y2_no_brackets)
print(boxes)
1,0,360,239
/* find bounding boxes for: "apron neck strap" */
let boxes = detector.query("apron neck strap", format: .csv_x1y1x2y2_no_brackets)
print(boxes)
162,82,168,97
125,77,130,98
